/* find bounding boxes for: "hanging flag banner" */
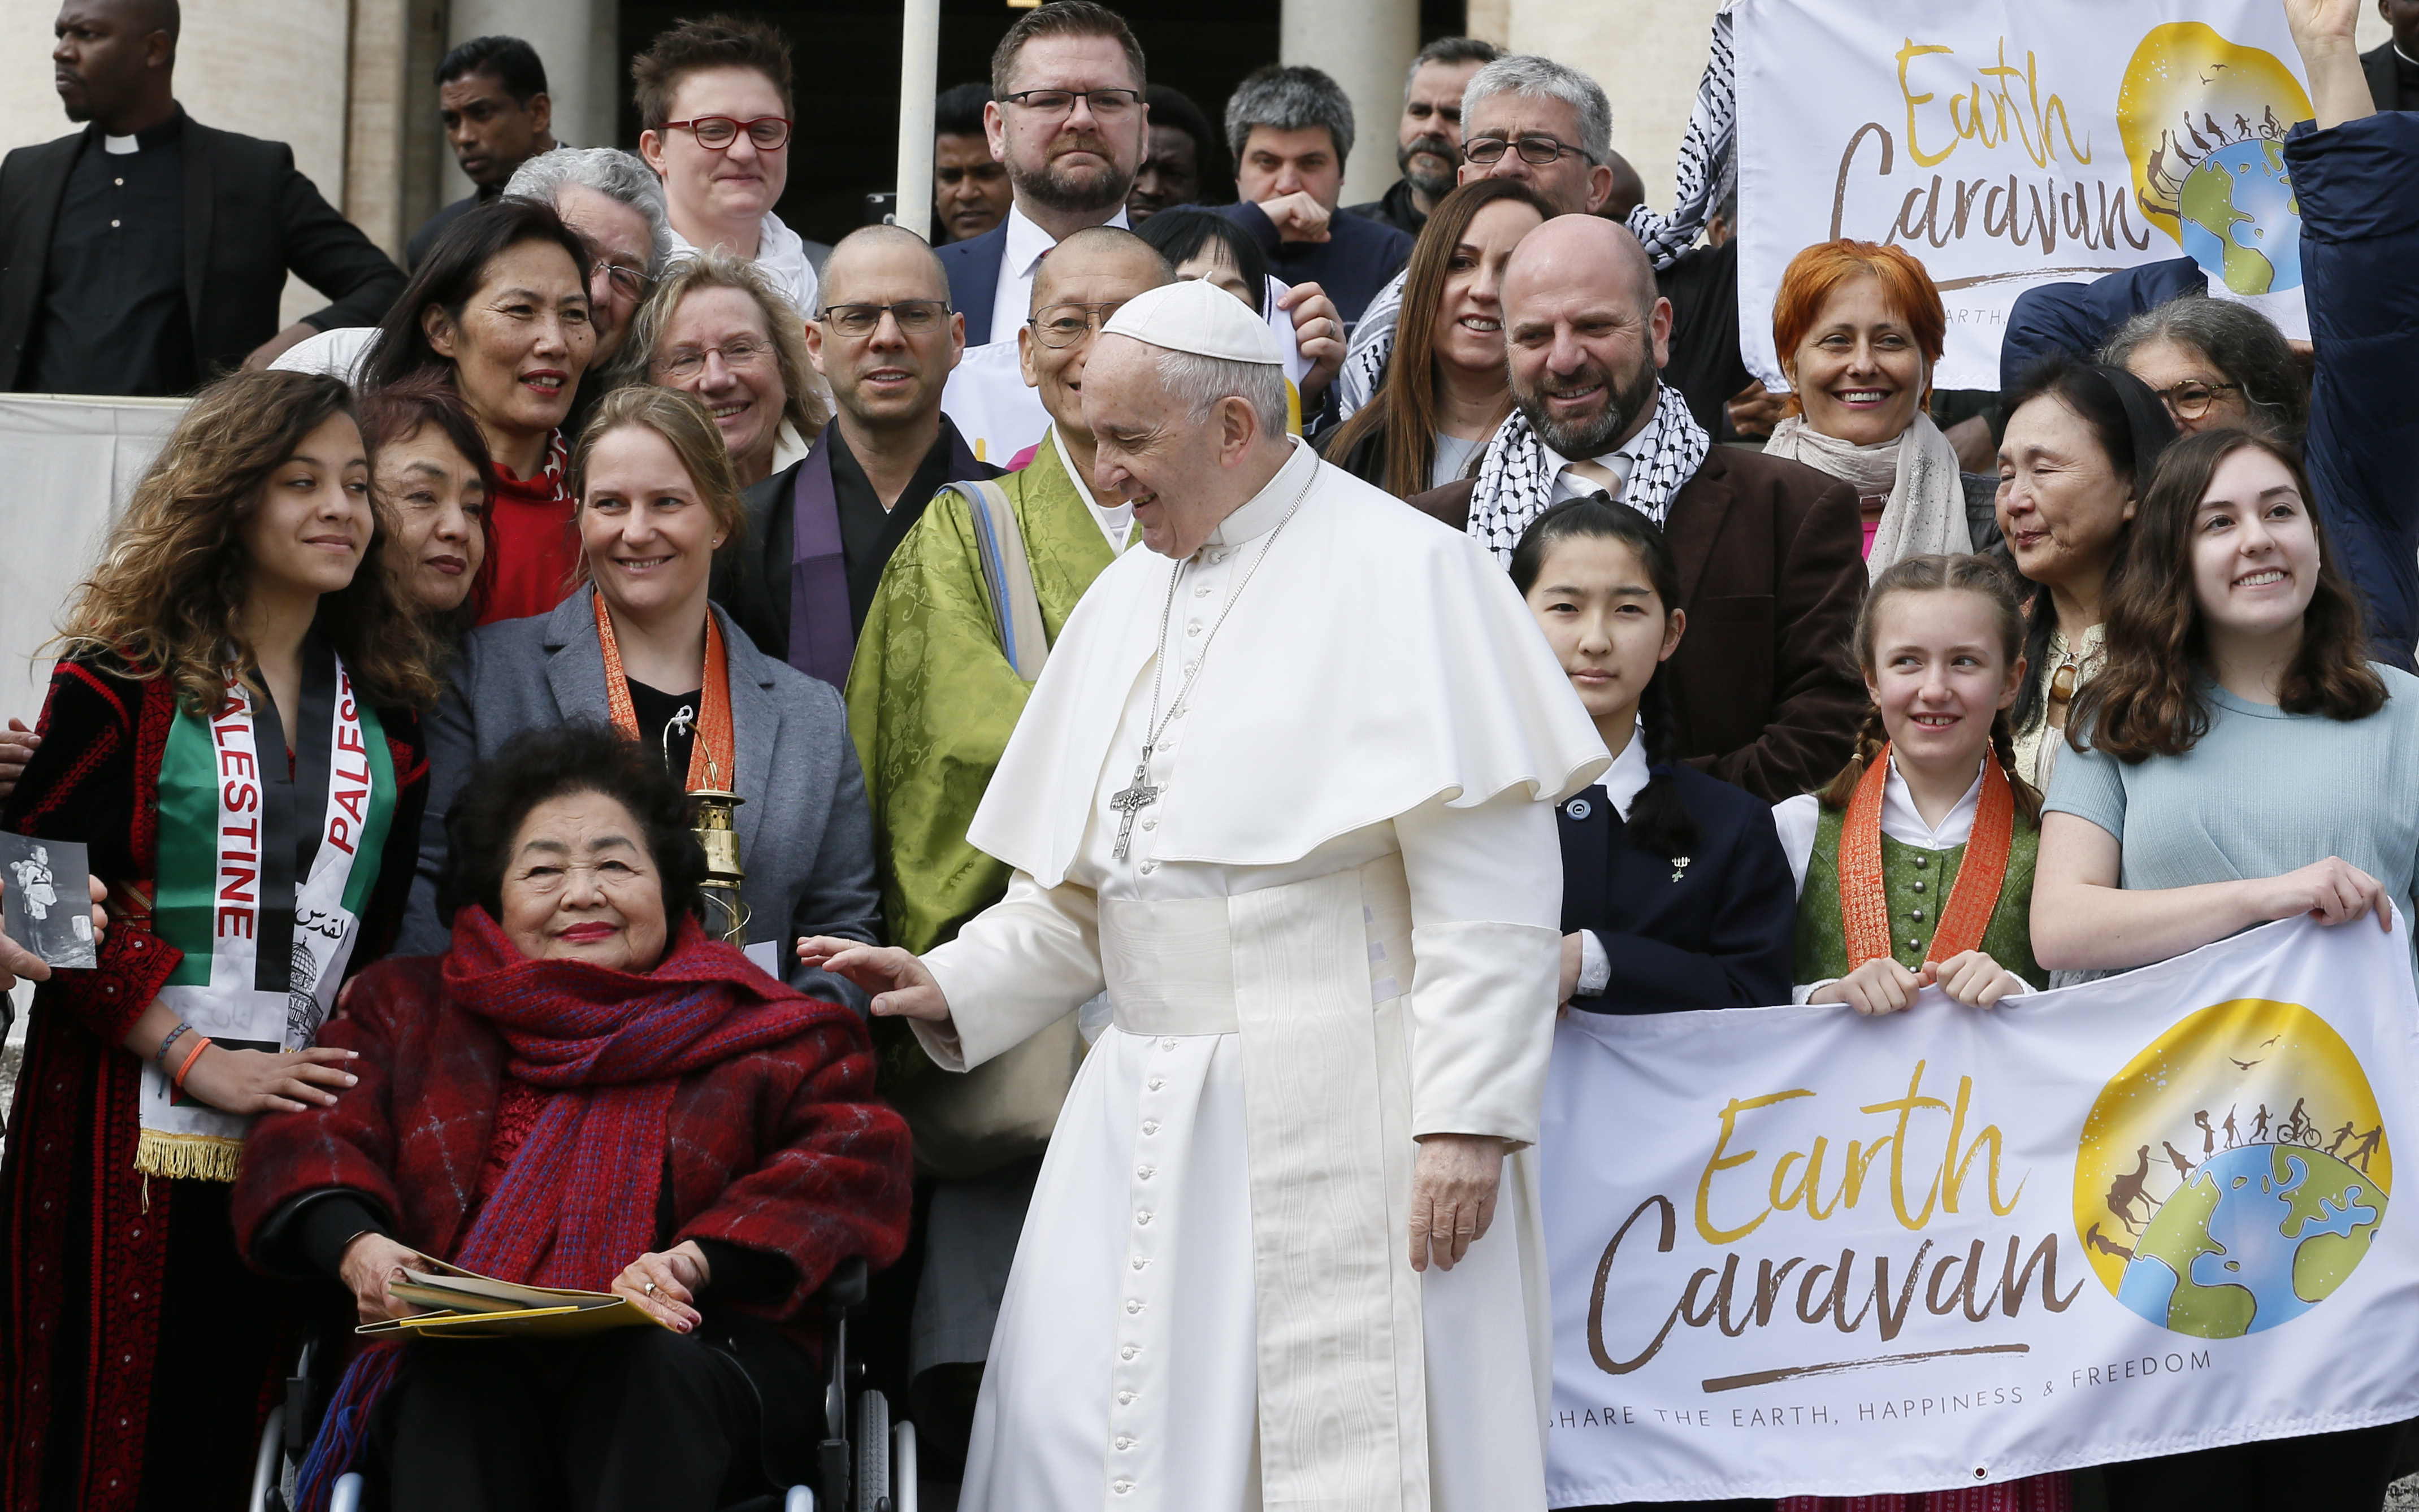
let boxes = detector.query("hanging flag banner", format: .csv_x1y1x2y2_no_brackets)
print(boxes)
1734,0,2315,391
1541,914,2419,1505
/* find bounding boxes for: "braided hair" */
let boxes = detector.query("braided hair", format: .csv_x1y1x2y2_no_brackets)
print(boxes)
1510,498,1700,863
1818,553,2043,823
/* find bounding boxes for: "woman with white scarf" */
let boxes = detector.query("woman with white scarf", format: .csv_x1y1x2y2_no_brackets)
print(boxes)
1759,240,2001,578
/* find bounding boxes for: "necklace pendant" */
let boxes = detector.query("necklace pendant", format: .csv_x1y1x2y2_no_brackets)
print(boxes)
1109,754,1163,863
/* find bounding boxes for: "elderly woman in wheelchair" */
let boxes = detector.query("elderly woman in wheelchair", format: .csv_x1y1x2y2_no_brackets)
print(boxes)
232,722,912,1512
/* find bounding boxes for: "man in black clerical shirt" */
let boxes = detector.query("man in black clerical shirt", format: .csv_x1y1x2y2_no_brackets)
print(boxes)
2364,0,2419,111
407,37,562,270
0,0,404,393
715,225,999,687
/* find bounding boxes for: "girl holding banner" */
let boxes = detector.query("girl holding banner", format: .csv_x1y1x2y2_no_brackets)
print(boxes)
2035,425,2419,1509
0,370,438,1512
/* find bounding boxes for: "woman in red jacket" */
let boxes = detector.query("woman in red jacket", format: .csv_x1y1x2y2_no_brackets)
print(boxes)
232,721,912,1512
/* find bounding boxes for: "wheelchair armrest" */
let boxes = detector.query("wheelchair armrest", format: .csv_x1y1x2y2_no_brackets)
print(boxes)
817,1255,869,1314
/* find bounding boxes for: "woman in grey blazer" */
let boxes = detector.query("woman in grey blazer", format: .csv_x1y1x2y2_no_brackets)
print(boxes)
400,386,879,1009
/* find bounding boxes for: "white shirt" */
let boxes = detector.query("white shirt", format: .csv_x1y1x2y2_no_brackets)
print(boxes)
1541,424,1655,506
987,202,1129,346
1050,425,1132,553
665,208,820,323
1770,754,1986,1001
1571,727,1651,997
268,325,380,385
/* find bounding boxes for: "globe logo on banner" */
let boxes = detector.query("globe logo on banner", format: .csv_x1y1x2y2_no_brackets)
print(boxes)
2117,23,2312,295
2074,998,2390,1339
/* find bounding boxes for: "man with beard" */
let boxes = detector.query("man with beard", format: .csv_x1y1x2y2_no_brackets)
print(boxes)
1406,215,1865,803
939,1,1149,346
1,0,403,391
1347,37,1498,238
718,225,999,687
1336,32,1737,419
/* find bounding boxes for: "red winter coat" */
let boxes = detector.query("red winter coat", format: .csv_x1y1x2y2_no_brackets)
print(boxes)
229,950,913,1332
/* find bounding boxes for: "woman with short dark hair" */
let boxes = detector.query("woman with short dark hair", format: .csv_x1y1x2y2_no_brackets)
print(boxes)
1994,359,2177,789
365,198,599,624
233,719,912,1512
359,375,498,642
0,369,437,1510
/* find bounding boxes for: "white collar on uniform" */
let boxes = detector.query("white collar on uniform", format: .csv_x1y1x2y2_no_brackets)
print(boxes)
1202,439,1313,549
1002,202,1133,281
1882,752,1983,850
1599,722,1651,820
104,133,140,155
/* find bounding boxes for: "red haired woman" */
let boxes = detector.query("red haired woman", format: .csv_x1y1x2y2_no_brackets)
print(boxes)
1762,240,2000,576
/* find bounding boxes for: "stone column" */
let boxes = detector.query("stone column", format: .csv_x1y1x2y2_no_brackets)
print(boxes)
1281,0,1418,208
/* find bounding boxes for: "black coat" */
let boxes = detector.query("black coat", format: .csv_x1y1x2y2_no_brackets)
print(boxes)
0,112,405,389
1558,762,1795,1014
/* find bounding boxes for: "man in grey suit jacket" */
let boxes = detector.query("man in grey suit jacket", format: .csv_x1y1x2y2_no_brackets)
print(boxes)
400,590,882,1010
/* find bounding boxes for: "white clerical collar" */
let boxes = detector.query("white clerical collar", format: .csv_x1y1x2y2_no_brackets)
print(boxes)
1050,425,1133,552
104,133,140,155
1002,202,1132,280
1598,720,1650,821
1882,752,1983,850
1203,438,1313,548
2398,40,2418,67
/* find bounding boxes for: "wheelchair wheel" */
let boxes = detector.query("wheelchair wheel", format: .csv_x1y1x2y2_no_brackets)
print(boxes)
852,1389,890,1512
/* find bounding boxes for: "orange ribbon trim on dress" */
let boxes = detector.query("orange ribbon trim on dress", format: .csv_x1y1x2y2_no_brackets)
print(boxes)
1837,742,2015,968
593,591,736,792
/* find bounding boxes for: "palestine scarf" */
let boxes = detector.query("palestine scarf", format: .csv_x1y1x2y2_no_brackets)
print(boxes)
1466,383,1713,566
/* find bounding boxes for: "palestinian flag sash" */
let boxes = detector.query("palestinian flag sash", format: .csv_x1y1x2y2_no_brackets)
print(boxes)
142,643,395,1180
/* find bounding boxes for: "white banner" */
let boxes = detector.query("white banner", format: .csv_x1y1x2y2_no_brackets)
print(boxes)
1542,915,2419,1505
1735,0,2315,392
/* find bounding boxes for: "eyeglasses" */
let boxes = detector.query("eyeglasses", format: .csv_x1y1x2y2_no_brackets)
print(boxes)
1462,134,1594,167
591,259,655,302
1028,301,1124,348
817,300,952,337
653,338,774,381
998,88,1143,120
661,115,792,151
2150,379,2241,421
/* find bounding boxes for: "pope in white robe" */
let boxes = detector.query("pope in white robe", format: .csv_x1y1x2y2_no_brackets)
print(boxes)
804,280,1608,1512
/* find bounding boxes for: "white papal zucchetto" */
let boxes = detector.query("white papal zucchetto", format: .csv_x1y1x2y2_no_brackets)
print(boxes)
1099,278,1283,367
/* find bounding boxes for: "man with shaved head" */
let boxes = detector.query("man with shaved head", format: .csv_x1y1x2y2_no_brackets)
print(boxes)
0,0,404,392
717,224,999,686
842,224,1173,1466
1408,214,1866,802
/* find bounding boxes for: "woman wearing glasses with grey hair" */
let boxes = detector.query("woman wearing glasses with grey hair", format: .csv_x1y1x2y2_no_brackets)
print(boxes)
623,250,828,488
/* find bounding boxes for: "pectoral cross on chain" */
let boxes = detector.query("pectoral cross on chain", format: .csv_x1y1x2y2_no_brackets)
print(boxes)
1109,751,1161,862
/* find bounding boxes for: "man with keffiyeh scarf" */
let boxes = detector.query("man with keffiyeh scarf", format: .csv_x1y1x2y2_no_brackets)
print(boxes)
1408,214,1867,804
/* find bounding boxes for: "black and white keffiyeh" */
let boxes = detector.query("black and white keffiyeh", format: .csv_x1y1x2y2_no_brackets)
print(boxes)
1334,11,1736,421
1467,383,1712,566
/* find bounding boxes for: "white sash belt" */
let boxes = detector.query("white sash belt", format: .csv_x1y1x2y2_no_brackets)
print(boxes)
1096,855,1431,1512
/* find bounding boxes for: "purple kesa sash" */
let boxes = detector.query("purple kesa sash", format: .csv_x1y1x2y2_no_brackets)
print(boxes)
787,441,855,690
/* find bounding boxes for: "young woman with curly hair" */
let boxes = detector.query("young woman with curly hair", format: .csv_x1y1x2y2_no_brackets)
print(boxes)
0,368,440,1512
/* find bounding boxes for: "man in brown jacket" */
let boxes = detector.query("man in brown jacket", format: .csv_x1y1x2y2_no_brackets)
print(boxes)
1406,215,1863,802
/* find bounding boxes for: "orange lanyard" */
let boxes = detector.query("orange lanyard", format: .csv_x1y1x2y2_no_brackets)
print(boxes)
1837,743,2014,967
593,591,736,792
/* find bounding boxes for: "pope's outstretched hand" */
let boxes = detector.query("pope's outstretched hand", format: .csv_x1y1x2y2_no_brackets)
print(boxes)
796,937,953,1023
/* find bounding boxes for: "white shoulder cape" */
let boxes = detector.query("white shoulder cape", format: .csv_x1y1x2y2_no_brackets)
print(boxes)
968,451,1611,886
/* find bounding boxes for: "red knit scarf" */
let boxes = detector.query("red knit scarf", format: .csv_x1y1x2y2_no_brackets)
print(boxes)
441,905,824,1290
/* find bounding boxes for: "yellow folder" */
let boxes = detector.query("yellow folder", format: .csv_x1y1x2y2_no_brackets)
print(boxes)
356,1259,667,1340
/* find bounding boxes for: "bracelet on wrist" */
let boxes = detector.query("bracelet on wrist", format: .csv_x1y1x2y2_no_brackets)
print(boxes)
154,1020,194,1072
172,1035,213,1094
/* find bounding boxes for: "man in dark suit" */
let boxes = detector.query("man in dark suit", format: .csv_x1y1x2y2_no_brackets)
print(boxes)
936,0,1150,348
2364,0,2419,110
2,0,404,394
1214,64,1414,329
406,36,561,270
1406,215,1865,803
